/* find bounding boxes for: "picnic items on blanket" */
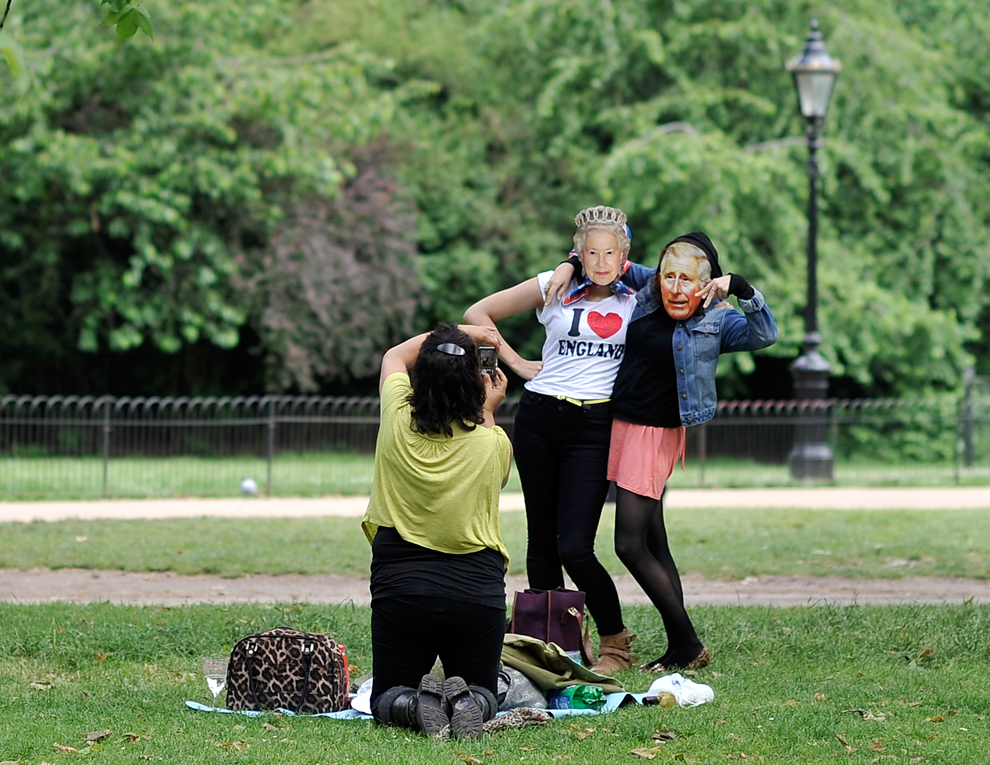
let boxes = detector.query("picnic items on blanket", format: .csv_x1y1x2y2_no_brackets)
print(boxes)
643,691,677,708
350,676,373,715
436,706,552,738
546,684,606,711
226,628,350,714
509,588,594,665
645,673,714,707
501,633,623,694
497,665,548,711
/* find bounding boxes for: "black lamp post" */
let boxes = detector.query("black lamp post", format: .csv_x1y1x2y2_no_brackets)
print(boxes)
786,19,840,481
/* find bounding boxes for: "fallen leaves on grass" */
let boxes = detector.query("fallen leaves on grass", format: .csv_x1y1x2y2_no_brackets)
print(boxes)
569,724,595,741
85,730,112,743
123,732,150,742
216,741,250,752
814,693,827,702
843,709,886,721
30,681,54,691
629,729,677,760
262,723,279,732
836,733,856,754
868,740,886,752
53,743,79,753
629,746,663,760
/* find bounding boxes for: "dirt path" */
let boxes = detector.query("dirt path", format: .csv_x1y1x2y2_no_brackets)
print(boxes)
2,569,987,607
2,488,989,607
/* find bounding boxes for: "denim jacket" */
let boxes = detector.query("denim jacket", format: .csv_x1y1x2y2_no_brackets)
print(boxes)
621,262,778,426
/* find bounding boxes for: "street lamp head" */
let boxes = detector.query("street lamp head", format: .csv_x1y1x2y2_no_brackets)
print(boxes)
786,19,841,122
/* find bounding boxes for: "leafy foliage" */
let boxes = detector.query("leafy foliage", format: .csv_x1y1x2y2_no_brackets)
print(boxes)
98,0,153,42
1,0,989,396
0,0,409,392
245,142,420,390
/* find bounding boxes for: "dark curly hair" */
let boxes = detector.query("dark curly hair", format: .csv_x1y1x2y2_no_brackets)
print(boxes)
407,323,487,437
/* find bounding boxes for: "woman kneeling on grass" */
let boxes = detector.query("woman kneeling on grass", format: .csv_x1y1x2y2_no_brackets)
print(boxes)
362,323,512,739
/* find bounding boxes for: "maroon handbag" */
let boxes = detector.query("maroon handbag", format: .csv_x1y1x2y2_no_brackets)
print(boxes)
509,588,595,665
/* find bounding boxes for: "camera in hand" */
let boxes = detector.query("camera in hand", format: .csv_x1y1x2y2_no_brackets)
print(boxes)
478,346,498,379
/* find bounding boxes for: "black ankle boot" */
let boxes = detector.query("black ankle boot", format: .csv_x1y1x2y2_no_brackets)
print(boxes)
443,677,498,739
414,674,449,737
373,676,449,737
372,685,417,729
470,684,498,727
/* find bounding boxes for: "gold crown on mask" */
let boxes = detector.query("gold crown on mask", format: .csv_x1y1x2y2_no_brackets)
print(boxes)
574,205,627,230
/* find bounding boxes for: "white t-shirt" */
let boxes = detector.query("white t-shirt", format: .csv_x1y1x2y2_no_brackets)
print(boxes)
524,271,637,400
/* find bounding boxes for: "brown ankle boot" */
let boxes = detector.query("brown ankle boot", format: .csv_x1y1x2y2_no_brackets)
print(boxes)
590,629,637,676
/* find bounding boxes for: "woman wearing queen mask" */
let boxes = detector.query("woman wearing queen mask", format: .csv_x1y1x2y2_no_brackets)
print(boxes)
464,205,638,675
547,231,778,672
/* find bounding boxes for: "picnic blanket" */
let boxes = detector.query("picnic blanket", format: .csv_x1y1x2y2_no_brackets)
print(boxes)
186,690,655,720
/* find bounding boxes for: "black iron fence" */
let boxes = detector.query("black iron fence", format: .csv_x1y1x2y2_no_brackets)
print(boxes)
1,388,989,499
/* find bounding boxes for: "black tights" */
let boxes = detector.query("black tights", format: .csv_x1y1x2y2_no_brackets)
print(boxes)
614,486,703,667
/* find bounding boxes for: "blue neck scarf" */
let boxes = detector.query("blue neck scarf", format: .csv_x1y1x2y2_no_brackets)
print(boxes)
562,257,635,306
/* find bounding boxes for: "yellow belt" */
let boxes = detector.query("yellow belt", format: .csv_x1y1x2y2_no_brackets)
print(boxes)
556,396,611,407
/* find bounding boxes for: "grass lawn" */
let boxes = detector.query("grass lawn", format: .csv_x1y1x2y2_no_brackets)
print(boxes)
1,506,988,580
0,602,987,765
4,452,990,500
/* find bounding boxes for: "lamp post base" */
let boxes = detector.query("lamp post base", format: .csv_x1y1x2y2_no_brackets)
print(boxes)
788,332,834,482
789,443,834,481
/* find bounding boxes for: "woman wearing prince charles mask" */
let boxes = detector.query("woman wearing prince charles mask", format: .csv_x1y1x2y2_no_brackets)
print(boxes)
465,205,638,675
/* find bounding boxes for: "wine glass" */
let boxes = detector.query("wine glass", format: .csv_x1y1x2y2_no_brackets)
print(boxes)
202,657,229,706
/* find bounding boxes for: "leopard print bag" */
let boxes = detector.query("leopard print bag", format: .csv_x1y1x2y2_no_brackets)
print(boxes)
226,628,350,714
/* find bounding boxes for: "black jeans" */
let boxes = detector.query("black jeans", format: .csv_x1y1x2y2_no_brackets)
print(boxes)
369,595,505,718
512,389,624,636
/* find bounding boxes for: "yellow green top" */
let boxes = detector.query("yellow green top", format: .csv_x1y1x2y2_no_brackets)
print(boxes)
362,373,511,567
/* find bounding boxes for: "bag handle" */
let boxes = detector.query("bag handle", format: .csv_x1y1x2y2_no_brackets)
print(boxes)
245,641,264,711
244,635,318,713
296,640,317,713
550,594,596,666
559,605,596,666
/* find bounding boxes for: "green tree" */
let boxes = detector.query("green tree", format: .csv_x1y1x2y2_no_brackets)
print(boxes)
0,0,418,393
3,0,989,398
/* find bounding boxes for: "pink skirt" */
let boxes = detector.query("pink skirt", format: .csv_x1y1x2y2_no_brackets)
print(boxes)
607,420,686,500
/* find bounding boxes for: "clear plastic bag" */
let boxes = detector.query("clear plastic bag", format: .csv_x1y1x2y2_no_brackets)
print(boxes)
497,666,548,711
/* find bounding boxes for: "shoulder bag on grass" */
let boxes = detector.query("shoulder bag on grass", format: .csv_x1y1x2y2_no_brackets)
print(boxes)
226,627,350,714
509,588,594,666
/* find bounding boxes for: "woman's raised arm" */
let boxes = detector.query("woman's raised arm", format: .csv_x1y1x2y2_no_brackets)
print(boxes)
464,278,546,380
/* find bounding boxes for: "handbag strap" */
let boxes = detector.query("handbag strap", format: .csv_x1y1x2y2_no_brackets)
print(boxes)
295,639,317,713
580,614,595,667
244,640,264,712
559,604,596,666
244,636,318,713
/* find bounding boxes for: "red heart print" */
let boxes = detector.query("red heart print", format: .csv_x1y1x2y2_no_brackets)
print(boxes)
587,312,622,339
